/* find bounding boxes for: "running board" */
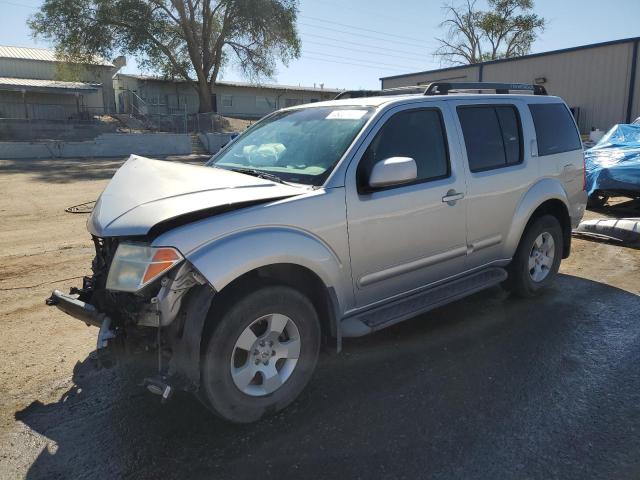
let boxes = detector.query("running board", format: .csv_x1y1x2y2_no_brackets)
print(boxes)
341,267,507,337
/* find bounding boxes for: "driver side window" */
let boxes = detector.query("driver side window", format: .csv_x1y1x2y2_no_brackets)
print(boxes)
357,108,450,190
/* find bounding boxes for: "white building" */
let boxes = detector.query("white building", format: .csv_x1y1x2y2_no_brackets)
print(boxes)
114,73,341,118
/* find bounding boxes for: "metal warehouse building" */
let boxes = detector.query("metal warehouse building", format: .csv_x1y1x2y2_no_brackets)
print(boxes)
0,45,123,119
381,37,640,133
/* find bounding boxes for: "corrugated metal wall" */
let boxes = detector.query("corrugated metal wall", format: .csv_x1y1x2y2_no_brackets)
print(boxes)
0,58,116,113
630,43,640,123
482,43,634,132
381,39,640,133
382,66,480,89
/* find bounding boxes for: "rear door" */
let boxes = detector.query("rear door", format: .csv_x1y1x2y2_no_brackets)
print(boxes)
449,99,535,269
345,102,468,308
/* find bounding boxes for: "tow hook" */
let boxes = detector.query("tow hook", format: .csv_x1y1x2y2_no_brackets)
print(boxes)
143,377,173,403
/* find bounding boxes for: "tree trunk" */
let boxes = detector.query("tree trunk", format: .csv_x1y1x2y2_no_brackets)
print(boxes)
197,79,213,113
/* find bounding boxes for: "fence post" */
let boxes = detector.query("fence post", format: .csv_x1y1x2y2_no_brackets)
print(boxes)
183,105,187,134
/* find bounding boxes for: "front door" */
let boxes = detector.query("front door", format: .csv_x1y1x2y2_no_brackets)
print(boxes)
345,103,468,308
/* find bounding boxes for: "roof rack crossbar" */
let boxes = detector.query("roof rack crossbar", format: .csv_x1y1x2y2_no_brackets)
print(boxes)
423,82,547,96
334,82,547,100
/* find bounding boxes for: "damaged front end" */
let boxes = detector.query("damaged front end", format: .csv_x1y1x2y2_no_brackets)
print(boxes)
47,236,215,399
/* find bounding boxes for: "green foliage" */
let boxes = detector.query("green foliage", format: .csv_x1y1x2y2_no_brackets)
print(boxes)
29,0,301,111
435,0,545,65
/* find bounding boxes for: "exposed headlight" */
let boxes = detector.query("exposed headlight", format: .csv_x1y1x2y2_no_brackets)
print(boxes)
106,243,183,292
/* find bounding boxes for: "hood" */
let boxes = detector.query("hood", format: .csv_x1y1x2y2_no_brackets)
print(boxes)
88,155,304,237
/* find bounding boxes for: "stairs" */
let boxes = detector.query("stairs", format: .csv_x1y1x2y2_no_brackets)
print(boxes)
190,133,208,155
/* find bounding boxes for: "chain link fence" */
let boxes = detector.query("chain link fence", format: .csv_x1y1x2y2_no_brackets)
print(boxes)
0,93,238,140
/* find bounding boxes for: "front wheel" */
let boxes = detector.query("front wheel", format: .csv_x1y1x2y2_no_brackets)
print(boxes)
201,285,320,423
504,215,563,298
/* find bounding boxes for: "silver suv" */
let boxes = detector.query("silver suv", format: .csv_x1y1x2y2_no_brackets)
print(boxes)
49,82,587,423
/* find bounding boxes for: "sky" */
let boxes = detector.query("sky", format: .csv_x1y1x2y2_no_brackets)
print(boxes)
0,0,639,90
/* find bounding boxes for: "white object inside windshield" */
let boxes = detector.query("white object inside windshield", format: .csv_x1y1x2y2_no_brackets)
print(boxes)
326,110,368,120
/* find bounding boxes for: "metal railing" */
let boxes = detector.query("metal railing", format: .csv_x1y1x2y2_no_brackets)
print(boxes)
116,90,233,133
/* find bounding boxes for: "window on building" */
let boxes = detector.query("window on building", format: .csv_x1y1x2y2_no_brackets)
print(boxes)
256,96,275,110
357,108,450,190
285,98,303,107
457,105,523,172
221,95,233,107
529,103,582,156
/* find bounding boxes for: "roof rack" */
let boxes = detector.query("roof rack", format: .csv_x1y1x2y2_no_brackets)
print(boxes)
423,82,547,96
333,82,547,101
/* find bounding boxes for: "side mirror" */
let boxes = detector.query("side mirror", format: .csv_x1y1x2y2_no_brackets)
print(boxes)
368,157,417,189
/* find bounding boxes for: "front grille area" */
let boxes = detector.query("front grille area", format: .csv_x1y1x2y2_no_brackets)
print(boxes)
91,235,119,289
86,236,141,324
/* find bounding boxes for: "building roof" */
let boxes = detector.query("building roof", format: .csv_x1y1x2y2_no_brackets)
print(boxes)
116,73,342,93
216,79,342,93
0,77,101,94
380,35,640,81
0,45,113,67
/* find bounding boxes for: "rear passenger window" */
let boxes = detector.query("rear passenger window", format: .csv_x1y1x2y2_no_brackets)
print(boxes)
457,105,523,172
358,108,449,189
529,103,582,156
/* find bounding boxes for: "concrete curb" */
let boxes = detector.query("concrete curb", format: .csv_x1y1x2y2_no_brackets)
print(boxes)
574,218,640,247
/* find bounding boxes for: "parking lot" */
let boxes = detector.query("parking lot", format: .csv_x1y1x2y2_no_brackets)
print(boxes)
1,156,640,479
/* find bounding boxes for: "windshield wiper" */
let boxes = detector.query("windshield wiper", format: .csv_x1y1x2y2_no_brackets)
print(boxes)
228,167,290,185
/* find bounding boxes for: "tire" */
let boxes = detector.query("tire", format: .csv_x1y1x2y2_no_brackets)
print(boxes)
201,285,320,423
504,215,563,298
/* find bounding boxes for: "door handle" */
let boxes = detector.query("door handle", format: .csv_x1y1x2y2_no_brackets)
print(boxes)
442,190,464,205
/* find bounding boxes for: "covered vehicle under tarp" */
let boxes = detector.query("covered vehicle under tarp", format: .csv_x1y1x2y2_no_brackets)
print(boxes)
585,124,640,200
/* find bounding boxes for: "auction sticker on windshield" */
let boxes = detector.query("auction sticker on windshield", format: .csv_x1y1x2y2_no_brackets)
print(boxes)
326,110,369,120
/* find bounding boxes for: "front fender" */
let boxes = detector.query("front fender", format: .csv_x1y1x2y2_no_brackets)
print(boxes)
504,178,570,257
185,226,348,309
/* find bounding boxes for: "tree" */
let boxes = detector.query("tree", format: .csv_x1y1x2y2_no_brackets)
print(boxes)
435,0,545,65
29,0,301,112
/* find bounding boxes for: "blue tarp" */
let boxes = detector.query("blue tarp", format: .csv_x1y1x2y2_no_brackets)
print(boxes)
585,124,640,196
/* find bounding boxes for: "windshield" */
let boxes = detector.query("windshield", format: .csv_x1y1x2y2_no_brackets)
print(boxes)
208,106,374,186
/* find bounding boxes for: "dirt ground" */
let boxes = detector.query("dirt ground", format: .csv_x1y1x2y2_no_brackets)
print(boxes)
1,157,639,479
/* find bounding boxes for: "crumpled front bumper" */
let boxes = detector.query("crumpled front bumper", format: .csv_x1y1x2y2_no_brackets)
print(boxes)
46,289,116,350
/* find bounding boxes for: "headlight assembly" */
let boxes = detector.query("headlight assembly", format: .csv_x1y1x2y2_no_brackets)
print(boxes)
106,243,183,292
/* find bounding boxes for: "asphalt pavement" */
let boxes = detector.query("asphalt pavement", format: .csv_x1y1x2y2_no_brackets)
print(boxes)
14,273,640,479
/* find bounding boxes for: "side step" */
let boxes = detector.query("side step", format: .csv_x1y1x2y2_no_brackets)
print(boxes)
341,267,507,337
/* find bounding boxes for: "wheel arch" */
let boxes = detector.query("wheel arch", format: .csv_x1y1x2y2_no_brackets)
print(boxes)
202,263,340,349
506,180,572,259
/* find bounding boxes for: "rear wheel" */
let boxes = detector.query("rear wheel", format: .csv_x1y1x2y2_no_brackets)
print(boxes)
504,215,563,297
201,285,320,423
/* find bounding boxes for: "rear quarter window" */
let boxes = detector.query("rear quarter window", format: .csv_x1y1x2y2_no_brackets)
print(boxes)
529,103,582,156
457,105,523,172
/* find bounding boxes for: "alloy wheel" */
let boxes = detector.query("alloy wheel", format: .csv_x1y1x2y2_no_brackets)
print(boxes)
528,232,555,282
230,313,301,397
